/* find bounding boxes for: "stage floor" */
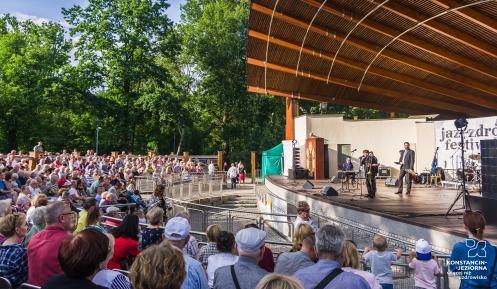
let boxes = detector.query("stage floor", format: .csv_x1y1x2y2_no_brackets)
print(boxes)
268,175,497,243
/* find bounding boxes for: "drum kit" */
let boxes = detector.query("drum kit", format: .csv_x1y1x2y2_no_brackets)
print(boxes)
457,154,481,184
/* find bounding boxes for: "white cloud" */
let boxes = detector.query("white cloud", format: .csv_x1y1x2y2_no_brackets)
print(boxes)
12,11,49,25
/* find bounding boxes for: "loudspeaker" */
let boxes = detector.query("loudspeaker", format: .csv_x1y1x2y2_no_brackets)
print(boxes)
481,139,497,200
330,176,340,183
302,181,314,190
385,178,398,187
321,186,338,196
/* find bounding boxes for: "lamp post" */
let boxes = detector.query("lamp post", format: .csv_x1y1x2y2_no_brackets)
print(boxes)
96,126,102,155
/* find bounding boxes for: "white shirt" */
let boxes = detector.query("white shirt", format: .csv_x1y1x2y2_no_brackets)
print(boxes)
208,163,215,175
342,267,382,289
68,187,78,197
207,253,239,287
294,216,318,232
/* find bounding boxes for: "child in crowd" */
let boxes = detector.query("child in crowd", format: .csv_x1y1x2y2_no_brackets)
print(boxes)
363,235,403,289
408,239,441,289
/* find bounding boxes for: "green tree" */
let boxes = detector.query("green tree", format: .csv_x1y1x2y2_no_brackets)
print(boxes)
63,0,181,153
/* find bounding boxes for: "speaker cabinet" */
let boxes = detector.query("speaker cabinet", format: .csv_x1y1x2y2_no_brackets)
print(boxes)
302,181,314,190
481,139,497,200
321,186,338,196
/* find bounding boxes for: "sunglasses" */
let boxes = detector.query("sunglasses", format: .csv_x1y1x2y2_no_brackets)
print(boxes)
464,210,482,215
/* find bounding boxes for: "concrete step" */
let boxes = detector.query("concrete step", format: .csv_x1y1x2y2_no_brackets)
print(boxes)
221,203,258,209
223,201,257,205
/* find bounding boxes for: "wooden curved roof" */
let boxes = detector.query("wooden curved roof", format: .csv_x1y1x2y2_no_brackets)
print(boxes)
246,0,497,117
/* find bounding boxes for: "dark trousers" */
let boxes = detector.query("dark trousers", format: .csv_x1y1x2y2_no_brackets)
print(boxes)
366,176,376,197
230,177,237,189
397,169,412,193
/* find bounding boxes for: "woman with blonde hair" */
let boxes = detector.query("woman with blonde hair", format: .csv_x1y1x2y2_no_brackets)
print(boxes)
291,223,314,252
255,274,304,289
0,212,29,287
341,240,382,289
130,242,186,289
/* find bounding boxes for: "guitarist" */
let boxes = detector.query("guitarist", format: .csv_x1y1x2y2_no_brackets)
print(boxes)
396,142,415,196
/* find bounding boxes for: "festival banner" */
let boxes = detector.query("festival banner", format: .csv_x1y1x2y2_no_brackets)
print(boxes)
435,116,497,171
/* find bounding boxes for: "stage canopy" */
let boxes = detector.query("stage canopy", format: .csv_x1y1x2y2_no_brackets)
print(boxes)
247,0,497,118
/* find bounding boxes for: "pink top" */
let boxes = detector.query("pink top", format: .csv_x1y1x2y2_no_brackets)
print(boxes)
409,258,440,289
342,267,382,289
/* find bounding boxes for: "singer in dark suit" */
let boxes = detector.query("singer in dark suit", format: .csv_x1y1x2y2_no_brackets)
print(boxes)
396,142,415,195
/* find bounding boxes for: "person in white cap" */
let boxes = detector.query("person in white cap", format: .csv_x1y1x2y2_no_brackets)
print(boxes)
408,239,440,289
213,227,269,289
164,217,209,289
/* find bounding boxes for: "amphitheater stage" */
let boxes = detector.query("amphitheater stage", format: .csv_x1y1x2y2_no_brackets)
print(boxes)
262,175,496,252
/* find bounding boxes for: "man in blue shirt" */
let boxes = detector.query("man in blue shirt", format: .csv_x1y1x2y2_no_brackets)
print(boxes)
164,217,209,289
294,224,371,289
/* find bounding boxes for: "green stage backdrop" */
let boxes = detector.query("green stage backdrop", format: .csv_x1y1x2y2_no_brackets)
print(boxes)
261,143,283,182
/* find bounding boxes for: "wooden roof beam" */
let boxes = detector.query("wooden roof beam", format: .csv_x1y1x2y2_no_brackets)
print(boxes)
248,29,497,111
247,86,433,115
247,57,482,116
300,0,497,80
431,0,497,34
250,3,497,97
379,1,497,59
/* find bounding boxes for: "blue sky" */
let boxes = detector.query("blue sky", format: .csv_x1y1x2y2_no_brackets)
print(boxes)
0,0,185,25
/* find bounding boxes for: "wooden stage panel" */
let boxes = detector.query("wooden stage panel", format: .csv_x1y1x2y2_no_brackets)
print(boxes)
269,175,497,243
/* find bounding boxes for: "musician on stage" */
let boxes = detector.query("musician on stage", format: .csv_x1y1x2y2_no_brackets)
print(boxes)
342,157,355,182
396,142,415,195
360,150,378,198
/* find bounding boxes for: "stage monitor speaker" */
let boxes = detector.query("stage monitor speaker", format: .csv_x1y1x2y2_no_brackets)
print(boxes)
321,186,338,196
481,139,497,200
302,181,314,190
330,176,340,183
385,178,398,187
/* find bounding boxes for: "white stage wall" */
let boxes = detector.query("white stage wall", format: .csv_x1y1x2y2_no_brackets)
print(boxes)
294,115,436,178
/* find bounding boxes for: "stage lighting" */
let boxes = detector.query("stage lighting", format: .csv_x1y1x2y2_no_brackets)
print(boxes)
454,117,468,129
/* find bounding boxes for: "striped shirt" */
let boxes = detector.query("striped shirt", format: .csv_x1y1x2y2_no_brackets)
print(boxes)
93,269,132,289
0,244,28,287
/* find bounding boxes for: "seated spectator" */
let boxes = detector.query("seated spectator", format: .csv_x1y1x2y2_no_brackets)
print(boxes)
93,233,132,289
275,234,316,275
363,235,402,289
291,223,314,252
213,227,268,289
293,201,317,232
23,206,47,247
140,207,164,250
164,216,209,289
0,199,12,217
341,240,381,289
108,214,140,270
450,211,497,288
41,229,108,289
28,201,75,286
0,212,29,287
15,194,31,213
408,239,440,289
207,230,238,287
104,206,122,227
75,198,98,233
28,178,42,197
176,211,199,259
130,243,186,289
246,223,275,272
85,205,106,233
26,193,49,224
198,224,221,268
148,184,167,213
255,274,304,289
294,224,370,289
100,192,117,208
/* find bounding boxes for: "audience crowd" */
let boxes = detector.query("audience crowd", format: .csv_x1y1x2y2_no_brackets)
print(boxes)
0,148,494,289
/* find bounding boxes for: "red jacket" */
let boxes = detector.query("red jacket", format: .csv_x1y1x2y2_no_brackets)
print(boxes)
27,225,71,286
259,246,275,272
107,237,140,270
